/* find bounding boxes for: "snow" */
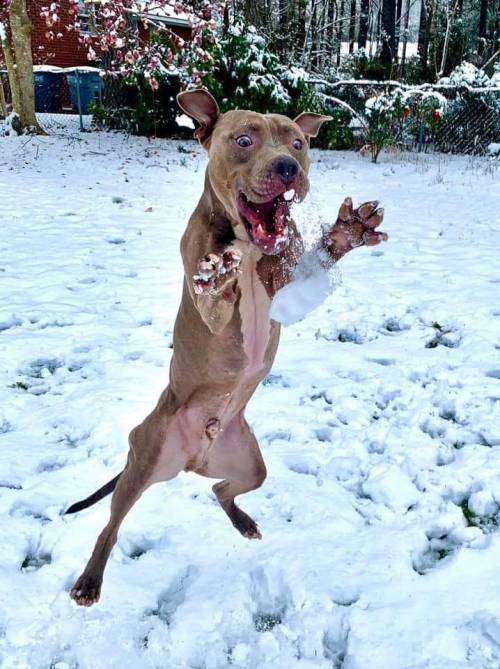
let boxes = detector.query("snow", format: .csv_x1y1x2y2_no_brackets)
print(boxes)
176,113,195,129
1,131,500,669
63,66,103,73
270,251,331,326
33,65,64,73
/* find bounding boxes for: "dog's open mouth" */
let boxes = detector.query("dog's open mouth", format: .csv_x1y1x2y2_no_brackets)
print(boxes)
237,190,296,254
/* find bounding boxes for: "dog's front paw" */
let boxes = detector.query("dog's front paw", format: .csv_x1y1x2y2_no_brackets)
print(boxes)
193,249,242,299
324,197,388,261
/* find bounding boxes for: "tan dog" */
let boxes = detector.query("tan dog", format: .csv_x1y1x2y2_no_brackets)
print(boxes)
66,89,387,606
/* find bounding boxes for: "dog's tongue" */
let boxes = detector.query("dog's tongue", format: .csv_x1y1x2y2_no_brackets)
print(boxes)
251,200,289,252
246,199,289,234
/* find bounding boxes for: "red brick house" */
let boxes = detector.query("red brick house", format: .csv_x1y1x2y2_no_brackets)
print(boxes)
28,0,192,68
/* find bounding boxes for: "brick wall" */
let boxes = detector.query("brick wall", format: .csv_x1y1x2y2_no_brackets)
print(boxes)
29,0,88,67
28,1,193,69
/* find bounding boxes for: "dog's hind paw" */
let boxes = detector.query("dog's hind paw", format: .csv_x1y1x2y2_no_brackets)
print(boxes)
193,248,242,298
70,573,102,607
231,506,262,540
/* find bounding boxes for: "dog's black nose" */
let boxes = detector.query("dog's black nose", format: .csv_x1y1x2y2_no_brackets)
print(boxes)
273,158,299,185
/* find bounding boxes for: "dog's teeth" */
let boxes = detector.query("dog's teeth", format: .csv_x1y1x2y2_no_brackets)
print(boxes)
283,188,295,201
256,223,265,236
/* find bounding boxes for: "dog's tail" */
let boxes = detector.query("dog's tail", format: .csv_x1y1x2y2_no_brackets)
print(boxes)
65,472,122,514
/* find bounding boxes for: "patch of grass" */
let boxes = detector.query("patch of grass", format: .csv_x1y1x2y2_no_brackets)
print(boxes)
253,612,282,632
460,500,499,532
10,381,30,391
460,500,477,526
435,547,452,561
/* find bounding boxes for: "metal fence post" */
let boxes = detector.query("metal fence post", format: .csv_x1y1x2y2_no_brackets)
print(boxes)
417,122,425,152
75,69,84,132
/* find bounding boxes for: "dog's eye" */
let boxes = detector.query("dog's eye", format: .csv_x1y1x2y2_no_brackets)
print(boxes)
235,135,252,148
292,138,303,150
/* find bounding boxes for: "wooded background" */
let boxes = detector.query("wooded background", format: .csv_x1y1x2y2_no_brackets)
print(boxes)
231,0,499,81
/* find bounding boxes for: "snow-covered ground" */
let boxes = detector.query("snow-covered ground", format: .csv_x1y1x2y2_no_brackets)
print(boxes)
1,131,499,669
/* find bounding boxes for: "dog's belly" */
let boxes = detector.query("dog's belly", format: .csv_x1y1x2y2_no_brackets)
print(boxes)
155,257,279,475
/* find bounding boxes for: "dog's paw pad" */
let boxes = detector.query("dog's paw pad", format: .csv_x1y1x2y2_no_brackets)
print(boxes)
221,250,242,272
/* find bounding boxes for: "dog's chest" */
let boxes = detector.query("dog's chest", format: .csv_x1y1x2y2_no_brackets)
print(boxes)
237,255,272,374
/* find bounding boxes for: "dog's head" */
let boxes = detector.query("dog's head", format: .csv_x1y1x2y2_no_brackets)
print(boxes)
177,89,331,255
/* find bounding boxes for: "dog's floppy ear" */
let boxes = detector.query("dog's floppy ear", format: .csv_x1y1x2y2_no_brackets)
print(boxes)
177,88,220,147
293,112,332,139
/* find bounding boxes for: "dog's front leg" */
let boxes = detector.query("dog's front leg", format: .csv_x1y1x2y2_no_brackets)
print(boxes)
190,245,243,335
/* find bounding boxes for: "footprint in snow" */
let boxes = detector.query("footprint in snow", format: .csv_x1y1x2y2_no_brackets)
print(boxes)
249,566,291,634
21,551,52,572
0,314,23,332
366,357,396,366
145,565,198,626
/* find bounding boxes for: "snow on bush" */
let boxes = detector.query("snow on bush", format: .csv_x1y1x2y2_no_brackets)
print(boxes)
363,88,447,162
439,62,492,89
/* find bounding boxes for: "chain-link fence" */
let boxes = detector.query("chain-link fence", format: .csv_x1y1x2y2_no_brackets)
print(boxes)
0,66,102,135
313,79,500,156
1,68,499,156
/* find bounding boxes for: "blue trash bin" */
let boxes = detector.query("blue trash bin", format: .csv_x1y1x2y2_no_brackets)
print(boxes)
67,70,102,114
34,71,63,112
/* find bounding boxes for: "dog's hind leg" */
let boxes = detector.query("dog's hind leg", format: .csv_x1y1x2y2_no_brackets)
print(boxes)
69,460,151,607
197,411,267,539
70,418,186,607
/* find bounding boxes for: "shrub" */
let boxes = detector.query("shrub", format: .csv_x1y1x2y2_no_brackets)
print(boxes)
200,23,293,114
364,90,405,162
91,72,189,137
364,88,447,161
91,21,354,149
339,49,393,81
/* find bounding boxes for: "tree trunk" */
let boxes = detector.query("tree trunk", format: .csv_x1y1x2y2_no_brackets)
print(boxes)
335,0,344,66
400,0,411,76
380,0,396,66
1,0,44,133
438,0,453,77
328,0,337,65
417,0,432,79
0,72,9,117
478,0,489,56
349,0,357,53
358,0,370,49
395,0,403,53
